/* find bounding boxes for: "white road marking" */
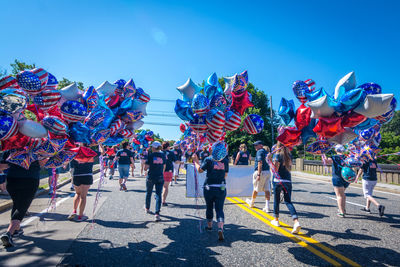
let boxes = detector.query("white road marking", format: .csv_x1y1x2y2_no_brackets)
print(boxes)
21,177,101,227
294,176,400,197
324,196,365,208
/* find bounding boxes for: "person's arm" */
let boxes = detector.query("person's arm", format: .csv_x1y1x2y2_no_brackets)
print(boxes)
192,153,204,173
234,152,240,165
257,161,262,181
356,168,363,182
99,145,105,155
322,154,333,164
0,163,9,171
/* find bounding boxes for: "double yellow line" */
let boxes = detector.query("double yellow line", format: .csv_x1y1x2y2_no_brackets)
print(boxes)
227,197,360,267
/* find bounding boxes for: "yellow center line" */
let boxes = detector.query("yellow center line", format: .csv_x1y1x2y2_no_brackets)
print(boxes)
232,197,361,267
226,197,342,266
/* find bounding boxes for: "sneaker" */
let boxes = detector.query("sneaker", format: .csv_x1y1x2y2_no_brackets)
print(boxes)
337,212,345,218
246,198,255,208
77,215,88,222
262,206,270,213
123,184,127,191
361,207,371,213
174,181,178,184
144,207,150,214
119,185,123,191
271,220,280,227
1,232,14,247
162,203,168,207
155,214,161,222
218,229,224,241
170,183,173,187
291,222,301,234
68,212,77,221
12,229,24,238
378,205,385,217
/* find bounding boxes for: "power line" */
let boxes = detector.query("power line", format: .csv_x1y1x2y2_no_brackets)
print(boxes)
143,121,180,126
151,98,176,102
147,113,178,118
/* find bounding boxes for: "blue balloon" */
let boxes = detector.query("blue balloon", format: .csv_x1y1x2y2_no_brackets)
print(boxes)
278,97,295,125
95,97,115,130
16,71,42,94
292,80,310,101
305,87,327,102
147,131,154,137
118,98,134,115
69,122,91,144
191,93,209,115
358,83,382,95
301,119,317,144
103,136,124,146
211,141,227,161
204,73,223,100
175,99,194,121
336,89,366,113
359,127,375,141
209,93,227,112
353,118,379,131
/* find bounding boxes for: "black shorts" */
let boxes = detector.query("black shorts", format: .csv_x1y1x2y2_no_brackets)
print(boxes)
73,175,93,186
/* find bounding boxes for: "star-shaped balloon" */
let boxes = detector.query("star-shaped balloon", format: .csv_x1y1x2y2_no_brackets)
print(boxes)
131,99,148,116
341,112,367,128
174,99,194,121
295,104,312,131
45,150,77,169
96,81,117,97
354,94,394,118
204,73,223,100
336,89,366,113
177,78,202,102
334,71,356,100
223,74,237,95
308,95,336,118
305,87,327,102
278,97,295,125
277,127,302,147
60,83,80,101
6,149,33,169
232,70,248,93
328,129,358,145
313,117,344,138
230,91,254,115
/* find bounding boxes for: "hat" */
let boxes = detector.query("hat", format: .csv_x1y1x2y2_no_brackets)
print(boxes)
253,140,263,146
211,141,228,161
151,141,162,148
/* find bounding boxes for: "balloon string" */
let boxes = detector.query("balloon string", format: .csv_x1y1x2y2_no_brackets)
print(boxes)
193,164,203,233
91,153,105,227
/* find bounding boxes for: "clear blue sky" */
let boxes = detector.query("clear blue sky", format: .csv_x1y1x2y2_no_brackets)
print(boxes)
1,0,399,140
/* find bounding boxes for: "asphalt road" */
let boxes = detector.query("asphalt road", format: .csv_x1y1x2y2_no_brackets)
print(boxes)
0,164,399,266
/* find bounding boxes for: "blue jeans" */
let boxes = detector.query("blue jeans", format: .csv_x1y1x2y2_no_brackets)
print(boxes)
118,164,130,179
273,182,298,220
145,178,164,215
203,187,226,223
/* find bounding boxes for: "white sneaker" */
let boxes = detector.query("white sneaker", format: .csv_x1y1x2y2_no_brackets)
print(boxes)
246,198,255,208
291,222,301,234
262,206,270,213
271,220,280,227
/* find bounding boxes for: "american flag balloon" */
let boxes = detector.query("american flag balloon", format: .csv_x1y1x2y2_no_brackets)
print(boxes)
136,87,150,103
123,79,136,99
123,110,143,122
30,68,49,89
83,86,99,112
232,70,248,93
206,128,224,144
119,129,136,138
33,89,61,111
0,115,18,141
110,118,125,136
42,116,68,135
243,114,264,135
188,114,207,133
206,108,225,131
192,93,209,116
304,79,316,92
0,75,19,90
91,129,111,144
44,72,58,90
84,108,106,129
6,149,33,169
17,71,42,95
224,110,241,131
114,79,126,96
60,100,88,123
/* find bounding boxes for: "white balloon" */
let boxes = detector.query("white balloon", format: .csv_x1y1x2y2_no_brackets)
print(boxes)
223,74,237,94
176,78,201,101
308,95,335,118
328,129,357,145
96,81,117,97
354,94,394,118
128,120,144,130
60,83,80,101
334,71,356,100
18,120,48,138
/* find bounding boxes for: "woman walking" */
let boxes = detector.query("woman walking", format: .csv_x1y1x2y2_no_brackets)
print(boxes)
68,144,105,222
234,143,250,165
114,142,135,191
193,142,229,241
269,141,301,234
162,142,177,206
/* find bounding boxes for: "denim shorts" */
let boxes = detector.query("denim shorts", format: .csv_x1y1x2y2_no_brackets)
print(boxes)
332,177,349,188
118,164,130,179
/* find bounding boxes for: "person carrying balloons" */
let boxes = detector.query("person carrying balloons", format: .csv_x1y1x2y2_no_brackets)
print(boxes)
234,144,250,165
356,158,385,217
322,145,349,218
269,141,301,234
0,151,46,247
68,144,105,222
162,142,178,206
144,141,166,222
246,141,271,212
193,142,229,241
114,142,135,191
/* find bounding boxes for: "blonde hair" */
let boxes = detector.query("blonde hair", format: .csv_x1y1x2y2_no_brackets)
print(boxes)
240,144,247,152
276,141,291,170
263,146,270,153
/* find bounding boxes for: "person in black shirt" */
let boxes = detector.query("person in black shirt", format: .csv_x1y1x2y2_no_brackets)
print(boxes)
172,144,183,184
140,148,149,176
68,144,105,222
114,142,135,191
0,151,43,247
193,142,229,241
356,158,385,216
199,146,211,163
234,143,251,165
161,142,178,206
145,141,166,222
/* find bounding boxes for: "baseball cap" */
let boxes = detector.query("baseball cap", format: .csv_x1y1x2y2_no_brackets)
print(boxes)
253,140,263,146
151,141,162,148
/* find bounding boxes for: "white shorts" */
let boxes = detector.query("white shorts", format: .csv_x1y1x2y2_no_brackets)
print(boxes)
362,179,377,198
173,162,180,176
252,171,271,192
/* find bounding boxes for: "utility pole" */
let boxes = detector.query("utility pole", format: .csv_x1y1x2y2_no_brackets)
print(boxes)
270,95,274,146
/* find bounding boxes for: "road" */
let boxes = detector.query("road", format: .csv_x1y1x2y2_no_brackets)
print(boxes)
0,163,399,266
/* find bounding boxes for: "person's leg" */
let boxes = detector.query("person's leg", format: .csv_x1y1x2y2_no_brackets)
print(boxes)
78,185,90,217
247,172,259,207
282,183,298,219
145,180,154,210
203,188,214,228
73,186,82,212
162,181,170,204
334,186,346,215
154,182,163,215
263,172,271,211
273,183,282,221
215,189,227,230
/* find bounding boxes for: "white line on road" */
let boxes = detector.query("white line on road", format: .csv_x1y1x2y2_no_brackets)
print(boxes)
324,196,365,207
21,177,101,227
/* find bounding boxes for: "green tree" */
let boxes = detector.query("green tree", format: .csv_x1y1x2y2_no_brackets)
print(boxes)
378,111,400,163
0,67,6,78
10,59,36,75
58,77,85,90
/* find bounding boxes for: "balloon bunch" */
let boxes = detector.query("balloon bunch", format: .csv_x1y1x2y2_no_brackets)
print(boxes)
0,69,150,169
277,72,395,158
175,71,264,144
130,130,154,153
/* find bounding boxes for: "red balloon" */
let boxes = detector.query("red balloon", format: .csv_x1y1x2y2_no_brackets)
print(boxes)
313,117,345,138
180,123,187,133
70,146,97,163
295,104,311,131
145,135,154,142
341,112,367,128
277,127,302,147
230,91,254,115
107,94,120,108
132,138,141,145
0,132,30,151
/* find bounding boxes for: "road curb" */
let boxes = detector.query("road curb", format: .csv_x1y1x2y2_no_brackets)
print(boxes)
0,168,100,214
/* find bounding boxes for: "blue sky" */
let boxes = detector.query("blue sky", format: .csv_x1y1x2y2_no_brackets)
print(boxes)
1,0,399,140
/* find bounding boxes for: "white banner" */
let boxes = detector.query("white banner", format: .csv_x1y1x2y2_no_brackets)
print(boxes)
186,164,267,197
